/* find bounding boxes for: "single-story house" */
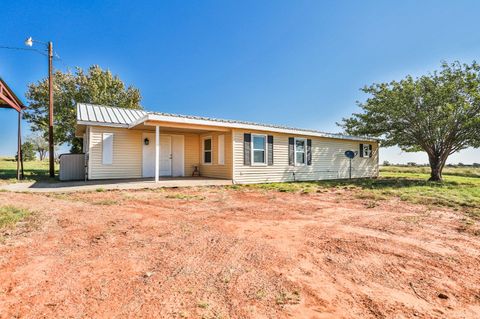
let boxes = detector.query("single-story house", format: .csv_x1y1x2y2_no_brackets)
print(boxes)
75,103,379,184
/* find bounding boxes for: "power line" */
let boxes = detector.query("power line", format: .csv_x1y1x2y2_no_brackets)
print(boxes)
0,45,58,59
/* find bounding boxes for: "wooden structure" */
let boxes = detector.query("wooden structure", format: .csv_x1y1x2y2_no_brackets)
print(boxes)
0,78,26,179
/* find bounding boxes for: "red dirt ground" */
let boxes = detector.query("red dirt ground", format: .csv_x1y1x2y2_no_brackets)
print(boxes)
0,187,479,318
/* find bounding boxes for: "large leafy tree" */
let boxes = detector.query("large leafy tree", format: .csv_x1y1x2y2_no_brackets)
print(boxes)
24,65,142,153
339,61,480,181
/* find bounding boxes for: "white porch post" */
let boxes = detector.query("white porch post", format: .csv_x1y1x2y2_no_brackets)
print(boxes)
155,125,160,182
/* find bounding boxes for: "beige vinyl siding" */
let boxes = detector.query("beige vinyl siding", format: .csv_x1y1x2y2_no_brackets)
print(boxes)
88,126,202,179
232,129,378,184
89,126,143,179
87,125,377,183
184,133,200,176
199,132,233,179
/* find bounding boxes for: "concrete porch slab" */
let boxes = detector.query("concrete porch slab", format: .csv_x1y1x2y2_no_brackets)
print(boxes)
0,177,233,193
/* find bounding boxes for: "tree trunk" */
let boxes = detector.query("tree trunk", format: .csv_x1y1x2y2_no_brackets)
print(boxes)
428,153,447,182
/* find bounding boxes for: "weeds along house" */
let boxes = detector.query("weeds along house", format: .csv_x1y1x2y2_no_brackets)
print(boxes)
75,103,379,183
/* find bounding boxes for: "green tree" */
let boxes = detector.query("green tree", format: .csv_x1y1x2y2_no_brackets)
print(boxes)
16,141,36,162
339,61,480,181
24,65,142,153
26,133,48,161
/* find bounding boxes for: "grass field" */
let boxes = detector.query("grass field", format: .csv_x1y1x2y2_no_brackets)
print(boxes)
0,157,58,184
241,166,480,219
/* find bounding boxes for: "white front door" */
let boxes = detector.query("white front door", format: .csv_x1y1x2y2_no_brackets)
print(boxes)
159,136,172,176
171,135,185,177
142,133,172,177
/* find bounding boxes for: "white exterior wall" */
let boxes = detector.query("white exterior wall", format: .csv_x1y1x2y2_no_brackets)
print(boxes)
232,129,379,184
88,126,143,179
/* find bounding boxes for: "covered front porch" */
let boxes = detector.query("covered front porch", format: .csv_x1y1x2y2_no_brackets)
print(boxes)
75,104,233,182
0,176,232,193
127,116,233,182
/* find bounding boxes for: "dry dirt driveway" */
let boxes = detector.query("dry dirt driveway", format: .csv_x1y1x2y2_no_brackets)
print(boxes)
0,187,479,318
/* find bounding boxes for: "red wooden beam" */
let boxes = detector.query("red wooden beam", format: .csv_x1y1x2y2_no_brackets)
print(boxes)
0,78,25,112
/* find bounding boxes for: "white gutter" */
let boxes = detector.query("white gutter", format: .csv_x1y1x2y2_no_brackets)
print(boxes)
77,120,129,128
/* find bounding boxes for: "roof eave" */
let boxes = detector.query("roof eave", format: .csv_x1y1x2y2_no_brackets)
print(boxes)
142,113,377,142
77,120,130,129
127,114,150,128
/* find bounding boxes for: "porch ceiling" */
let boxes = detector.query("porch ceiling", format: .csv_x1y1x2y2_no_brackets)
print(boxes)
131,121,230,133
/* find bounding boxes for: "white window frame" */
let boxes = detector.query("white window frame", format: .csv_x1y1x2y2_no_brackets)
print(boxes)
251,134,267,166
294,137,307,166
218,134,225,165
102,132,113,165
362,144,371,158
202,136,212,165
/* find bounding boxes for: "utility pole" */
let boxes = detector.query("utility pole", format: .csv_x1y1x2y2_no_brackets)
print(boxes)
25,37,55,178
48,41,54,177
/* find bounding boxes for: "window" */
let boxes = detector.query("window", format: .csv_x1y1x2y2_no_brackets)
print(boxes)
218,135,225,165
102,133,113,165
203,137,212,164
252,134,266,165
361,144,372,158
295,138,306,165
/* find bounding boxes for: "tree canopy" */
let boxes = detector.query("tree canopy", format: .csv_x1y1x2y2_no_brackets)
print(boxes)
26,133,48,161
24,65,142,153
16,141,36,162
339,61,480,181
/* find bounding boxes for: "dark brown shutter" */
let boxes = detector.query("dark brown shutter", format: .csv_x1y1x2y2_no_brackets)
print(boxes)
359,143,364,158
288,137,295,166
244,133,251,165
267,135,274,165
307,139,312,165
368,144,372,158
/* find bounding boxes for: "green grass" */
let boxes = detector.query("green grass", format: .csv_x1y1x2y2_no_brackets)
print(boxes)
197,301,209,309
0,157,59,184
165,193,206,200
382,165,480,178
93,199,119,205
240,166,480,218
0,205,31,229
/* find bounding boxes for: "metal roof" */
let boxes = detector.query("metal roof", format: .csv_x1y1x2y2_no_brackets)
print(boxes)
77,103,146,127
77,103,377,142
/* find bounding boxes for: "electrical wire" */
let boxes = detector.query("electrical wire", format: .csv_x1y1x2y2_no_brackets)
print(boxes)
0,45,60,59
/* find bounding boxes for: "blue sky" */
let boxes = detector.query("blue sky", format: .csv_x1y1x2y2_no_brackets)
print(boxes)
1,0,479,163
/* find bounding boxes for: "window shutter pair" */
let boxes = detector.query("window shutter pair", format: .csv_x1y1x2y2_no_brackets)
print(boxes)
244,133,273,165
359,143,373,158
288,137,312,166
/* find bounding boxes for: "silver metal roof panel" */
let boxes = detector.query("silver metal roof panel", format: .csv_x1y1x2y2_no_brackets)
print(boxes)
76,103,377,142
